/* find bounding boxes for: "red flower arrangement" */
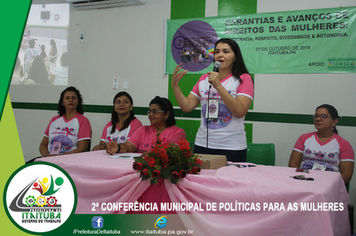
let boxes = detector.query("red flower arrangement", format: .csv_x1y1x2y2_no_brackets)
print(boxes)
133,135,202,185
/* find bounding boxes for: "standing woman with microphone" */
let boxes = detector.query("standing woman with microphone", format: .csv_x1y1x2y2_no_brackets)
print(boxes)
171,38,254,162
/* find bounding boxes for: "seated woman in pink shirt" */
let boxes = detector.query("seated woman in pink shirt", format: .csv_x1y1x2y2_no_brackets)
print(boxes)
39,86,92,157
107,96,186,154
289,104,354,184
92,91,142,151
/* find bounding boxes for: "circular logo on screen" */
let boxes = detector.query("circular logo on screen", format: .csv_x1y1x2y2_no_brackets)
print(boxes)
171,20,218,72
3,162,77,234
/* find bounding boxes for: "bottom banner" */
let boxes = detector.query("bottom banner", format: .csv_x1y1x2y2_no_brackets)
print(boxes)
46,214,194,236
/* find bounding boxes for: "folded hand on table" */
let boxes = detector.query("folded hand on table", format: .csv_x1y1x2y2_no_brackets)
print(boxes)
92,144,106,151
107,141,119,155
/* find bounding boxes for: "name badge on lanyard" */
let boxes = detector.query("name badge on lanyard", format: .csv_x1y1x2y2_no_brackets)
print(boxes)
51,141,62,154
312,162,326,171
205,99,219,119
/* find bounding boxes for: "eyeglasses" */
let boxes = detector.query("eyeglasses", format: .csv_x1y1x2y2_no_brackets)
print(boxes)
147,110,164,115
312,114,331,120
115,100,130,104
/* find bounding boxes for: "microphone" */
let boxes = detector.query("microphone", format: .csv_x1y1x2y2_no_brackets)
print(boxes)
213,61,221,72
209,61,221,90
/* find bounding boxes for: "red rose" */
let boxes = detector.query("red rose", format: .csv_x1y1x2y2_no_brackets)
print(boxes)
179,170,186,178
156,148,169,163
192,166,201,174
147,157,156,167
188,170,194,174
184,151,191,158
133,162,143,171
195,158,203,165
141,169,149,176
178,140,190,151
171,171,179,179
152,169,161,178
161,155,169,164
152,135,163,145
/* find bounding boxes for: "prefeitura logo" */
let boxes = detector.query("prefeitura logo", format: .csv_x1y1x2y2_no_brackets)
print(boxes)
4,162,77,234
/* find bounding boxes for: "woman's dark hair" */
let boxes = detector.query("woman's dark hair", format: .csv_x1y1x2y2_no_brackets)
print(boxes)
149,96,176,127
28,39,35,48
50,39,56,47
111,91,136,134
40,45,46,58
316,104,339,135
58,86,84,116
28,55,49,85
214,38,250,83
50,39,57,56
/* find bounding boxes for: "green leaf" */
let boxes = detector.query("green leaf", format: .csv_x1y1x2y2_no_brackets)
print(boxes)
142,161,149,169
141,175,150,181
150,177,158,185
171,164,185,172
170,176,180,184
160,168,171,179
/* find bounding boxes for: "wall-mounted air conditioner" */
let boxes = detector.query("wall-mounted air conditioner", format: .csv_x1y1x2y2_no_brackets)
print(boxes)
67,0,147,10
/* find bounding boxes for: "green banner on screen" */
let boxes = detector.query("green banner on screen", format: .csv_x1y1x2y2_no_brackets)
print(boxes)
166,6,356,74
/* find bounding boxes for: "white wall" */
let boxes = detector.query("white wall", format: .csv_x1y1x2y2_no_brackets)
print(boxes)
68,0,171,107
10,0,170,159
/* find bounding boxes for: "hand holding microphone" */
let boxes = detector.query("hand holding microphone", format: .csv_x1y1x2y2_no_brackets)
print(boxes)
208,61,221,89
213,61,221,72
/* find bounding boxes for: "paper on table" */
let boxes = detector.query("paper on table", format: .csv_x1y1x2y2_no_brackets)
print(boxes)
107,153,142,160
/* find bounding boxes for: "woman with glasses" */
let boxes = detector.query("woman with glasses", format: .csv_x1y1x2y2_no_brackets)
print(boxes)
92,91,142,151
289,104,354,183
107,96,186,154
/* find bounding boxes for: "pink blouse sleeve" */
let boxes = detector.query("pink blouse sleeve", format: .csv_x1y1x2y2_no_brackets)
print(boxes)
127,126,144,149
78,116,92,141
237,74,254,99
127,118,143,140
293,133,313,153
191,74,208,97
44,116,58,137
100,122,111,141
340,139,355,161
170,127,186,144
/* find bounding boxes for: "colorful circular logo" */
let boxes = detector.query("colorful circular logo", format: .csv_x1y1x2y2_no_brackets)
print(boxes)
171,20,218,72
208,104,217,114
3,162,77,234
202,103,232,129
